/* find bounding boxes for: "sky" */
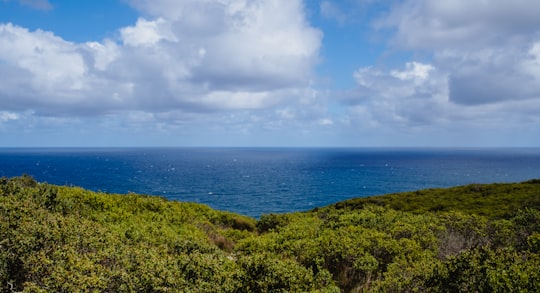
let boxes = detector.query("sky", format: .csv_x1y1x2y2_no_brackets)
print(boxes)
1,0,540,147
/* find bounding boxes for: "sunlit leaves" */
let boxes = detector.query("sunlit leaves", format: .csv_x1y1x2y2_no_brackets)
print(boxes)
1,176,539,292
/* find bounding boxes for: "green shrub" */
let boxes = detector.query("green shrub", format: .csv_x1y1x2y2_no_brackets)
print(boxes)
1,176,539,292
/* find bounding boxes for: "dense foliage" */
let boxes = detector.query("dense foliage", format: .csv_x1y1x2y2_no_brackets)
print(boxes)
1,175,539,292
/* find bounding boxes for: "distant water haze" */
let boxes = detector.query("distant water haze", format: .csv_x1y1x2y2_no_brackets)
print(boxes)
1,147,539,218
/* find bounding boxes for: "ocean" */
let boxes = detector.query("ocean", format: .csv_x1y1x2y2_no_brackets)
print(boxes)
1,147,539,218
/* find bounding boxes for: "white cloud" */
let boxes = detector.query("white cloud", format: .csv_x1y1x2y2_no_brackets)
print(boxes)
20,0,51,10
0,23,89,111
390,62,434,84
2,0,539,146
348,61,449,128
320,1,347,24
84,40,120,71
318,118,334,126
0,24,85,87
522,42,540,76
182,0,322,91
370,0,540,110
378,0,540,50
0,0,322,118
3,0,53,10
121,18,177,47
345,57,540,143
0,111,19,122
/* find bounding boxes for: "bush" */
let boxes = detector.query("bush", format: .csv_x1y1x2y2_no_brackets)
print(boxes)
1,176,539,292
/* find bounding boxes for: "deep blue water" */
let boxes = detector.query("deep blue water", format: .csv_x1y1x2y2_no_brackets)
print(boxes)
1,147,539,218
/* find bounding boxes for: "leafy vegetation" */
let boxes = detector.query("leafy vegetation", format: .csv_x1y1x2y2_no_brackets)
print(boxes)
327,179,540,219
1,175,539,292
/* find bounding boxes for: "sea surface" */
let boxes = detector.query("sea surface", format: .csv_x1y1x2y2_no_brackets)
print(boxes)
1,147,539,218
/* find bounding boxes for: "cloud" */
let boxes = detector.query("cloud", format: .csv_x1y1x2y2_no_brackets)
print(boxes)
121,0,322,92
0,111,19,122
377,0,540,50
0,0,322,119
2,0,53,10
2,0,540,146
344,56,540,146
0,23,88,112
20,0,52,10
320,1,347,25
346,61,449,127
371,0,540,108
120,18,177,47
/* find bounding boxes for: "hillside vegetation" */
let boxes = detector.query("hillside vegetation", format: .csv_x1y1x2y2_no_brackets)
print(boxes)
1,175,539,292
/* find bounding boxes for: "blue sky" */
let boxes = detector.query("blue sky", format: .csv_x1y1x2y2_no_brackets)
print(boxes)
1,0,540,147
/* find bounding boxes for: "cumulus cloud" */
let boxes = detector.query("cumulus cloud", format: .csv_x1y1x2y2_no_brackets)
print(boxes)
123,0,321,92
3,0,540,146
433,42,540,106
378,0,540,50
120,18,178,47
346,61,449,127
0,0,322,119
374,0,540,106
341,0,540,142
345,58,540,146
0,24,87,111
